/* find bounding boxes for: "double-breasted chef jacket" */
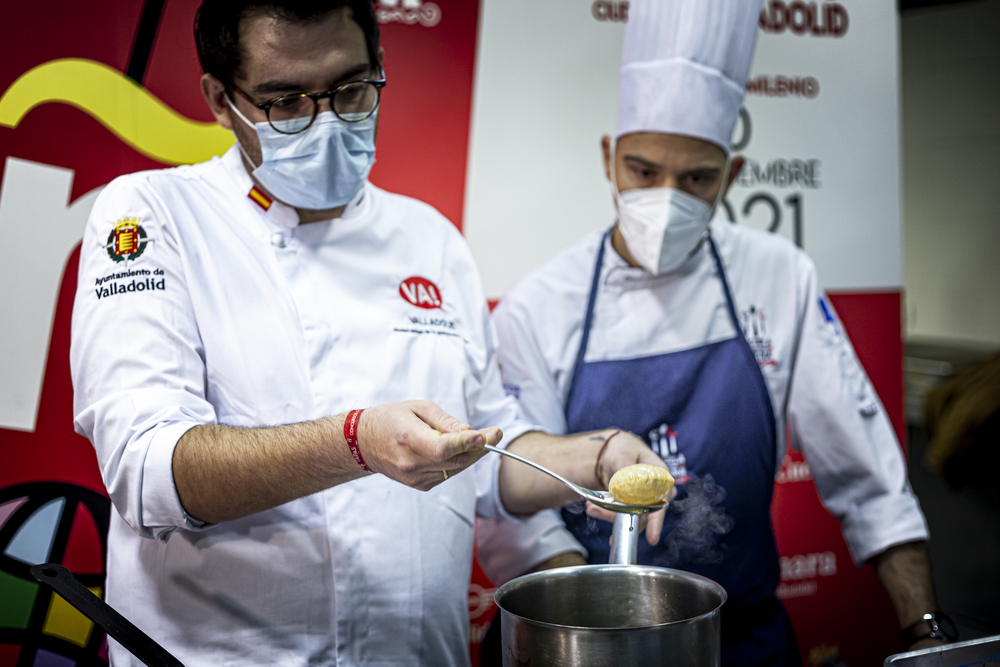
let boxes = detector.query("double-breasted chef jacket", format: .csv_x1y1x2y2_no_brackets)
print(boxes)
479,223,928,587
71,146,535,667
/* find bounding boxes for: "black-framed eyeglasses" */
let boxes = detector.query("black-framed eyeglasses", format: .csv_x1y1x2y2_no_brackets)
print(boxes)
232,69,386,135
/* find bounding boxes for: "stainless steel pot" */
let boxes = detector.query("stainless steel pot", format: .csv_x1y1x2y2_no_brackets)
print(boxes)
495,564,726,667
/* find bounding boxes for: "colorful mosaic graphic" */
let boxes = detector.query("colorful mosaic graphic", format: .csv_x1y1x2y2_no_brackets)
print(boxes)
0,483,110,667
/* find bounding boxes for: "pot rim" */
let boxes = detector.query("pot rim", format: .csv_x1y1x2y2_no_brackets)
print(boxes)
494,564,728,632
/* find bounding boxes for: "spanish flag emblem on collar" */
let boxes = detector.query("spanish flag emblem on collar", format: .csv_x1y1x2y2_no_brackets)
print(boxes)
248,186,273,212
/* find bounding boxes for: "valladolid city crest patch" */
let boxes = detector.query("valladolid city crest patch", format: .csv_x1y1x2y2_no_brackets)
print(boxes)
104,217,151,266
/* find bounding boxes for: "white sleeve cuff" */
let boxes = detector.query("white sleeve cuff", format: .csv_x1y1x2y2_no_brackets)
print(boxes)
140,421,208,538
840,490,929,564
474,453,519,522
476,509,587,586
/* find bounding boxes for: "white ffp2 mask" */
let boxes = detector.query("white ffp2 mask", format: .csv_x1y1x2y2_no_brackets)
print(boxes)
612,151,729,275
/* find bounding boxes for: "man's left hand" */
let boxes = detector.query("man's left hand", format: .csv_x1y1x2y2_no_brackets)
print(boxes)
497,428,673,538
587,429,675,546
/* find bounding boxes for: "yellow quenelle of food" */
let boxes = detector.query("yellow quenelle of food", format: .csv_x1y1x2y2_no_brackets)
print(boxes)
608,464,675,505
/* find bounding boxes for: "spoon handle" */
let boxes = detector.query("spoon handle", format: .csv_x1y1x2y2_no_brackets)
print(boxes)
483,444,591,500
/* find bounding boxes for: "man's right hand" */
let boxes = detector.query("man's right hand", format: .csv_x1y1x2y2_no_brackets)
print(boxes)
359,400,502,491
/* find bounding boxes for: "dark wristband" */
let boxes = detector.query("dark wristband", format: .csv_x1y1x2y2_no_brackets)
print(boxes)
900,611,958,649
594,429,624,487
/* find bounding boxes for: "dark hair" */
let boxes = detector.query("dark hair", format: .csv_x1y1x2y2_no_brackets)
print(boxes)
194,0,380,91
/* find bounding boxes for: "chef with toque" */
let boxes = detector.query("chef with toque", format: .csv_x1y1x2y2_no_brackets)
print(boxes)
478,0,949,663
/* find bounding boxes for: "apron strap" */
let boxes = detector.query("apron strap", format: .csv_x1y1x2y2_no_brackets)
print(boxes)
565,227,613,418
565,229,755,422
707,234,741,330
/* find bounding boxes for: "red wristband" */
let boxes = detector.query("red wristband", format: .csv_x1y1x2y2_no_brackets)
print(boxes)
344,409,371,472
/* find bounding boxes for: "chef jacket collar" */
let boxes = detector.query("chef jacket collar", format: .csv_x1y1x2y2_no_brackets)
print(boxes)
604,223,708,289
219,145,368,231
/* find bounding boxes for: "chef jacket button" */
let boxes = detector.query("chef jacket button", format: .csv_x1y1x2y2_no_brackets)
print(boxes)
271,233,286,248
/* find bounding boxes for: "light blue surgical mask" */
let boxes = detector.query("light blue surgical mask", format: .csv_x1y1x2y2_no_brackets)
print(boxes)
227,98,376,210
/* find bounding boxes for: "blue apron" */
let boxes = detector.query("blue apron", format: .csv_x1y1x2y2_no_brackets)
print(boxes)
561,229,799,666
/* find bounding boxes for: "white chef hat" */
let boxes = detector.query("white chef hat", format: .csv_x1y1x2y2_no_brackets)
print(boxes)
615,0,763,154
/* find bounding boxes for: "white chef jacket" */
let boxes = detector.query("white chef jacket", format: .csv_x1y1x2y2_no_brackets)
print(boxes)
479,222,928,583
70,146,535,667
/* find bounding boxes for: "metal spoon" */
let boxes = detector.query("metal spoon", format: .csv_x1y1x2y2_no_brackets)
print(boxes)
483,444,666,515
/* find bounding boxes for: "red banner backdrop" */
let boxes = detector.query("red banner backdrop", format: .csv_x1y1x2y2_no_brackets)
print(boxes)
771,291,906,666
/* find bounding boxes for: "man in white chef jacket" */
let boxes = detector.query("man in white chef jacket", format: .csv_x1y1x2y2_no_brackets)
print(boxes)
479,0,951,664
69,2,669,665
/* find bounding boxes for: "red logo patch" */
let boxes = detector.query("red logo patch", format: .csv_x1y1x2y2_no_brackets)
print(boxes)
399,276,443,310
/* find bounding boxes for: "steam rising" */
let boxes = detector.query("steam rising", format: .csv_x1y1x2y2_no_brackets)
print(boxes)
564,474,734,566
563,498,604,535
653,474,734,567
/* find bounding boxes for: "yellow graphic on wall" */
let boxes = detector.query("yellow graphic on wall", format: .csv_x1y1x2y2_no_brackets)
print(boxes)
0,58,234,166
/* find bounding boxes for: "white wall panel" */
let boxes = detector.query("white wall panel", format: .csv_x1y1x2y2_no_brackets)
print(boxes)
464,2,625,298
466,0,903,297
